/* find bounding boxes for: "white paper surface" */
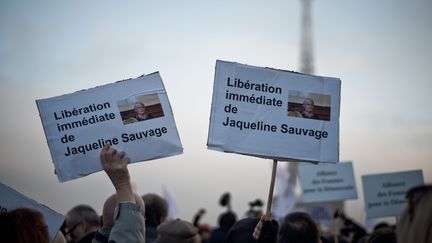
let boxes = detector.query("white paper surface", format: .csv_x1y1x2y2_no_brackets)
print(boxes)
298,162,357,203
362,170,424,218
207,60,341,162
36,73,183,182
0,183,65,242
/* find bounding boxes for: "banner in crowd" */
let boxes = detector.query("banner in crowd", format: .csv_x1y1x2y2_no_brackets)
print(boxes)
298,162,357,202
36,73,183,182
362,170,424,218
207,60,341,162
0,183,64,241
295,201,344,226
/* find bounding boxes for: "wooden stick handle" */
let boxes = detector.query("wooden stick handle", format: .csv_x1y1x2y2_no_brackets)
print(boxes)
266,159,278,214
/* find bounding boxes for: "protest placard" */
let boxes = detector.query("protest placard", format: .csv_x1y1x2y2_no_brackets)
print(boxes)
207,60,341,162
0,183,64,242
362,170,424,218
36,73,183,182
298,162,357,203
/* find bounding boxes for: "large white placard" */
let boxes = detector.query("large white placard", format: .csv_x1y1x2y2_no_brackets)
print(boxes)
362,170,424,218
36,73,183,182
207,60,341,162
0,183,65,242
298,162,357,203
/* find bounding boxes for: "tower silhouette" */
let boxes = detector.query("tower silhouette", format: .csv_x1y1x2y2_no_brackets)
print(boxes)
300,0,314,74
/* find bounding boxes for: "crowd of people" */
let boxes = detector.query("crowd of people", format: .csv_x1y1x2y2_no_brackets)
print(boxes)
1,145,431,243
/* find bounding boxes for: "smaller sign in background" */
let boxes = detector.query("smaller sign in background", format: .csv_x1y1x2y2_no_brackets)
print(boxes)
362,170,424,218
298,161,357,203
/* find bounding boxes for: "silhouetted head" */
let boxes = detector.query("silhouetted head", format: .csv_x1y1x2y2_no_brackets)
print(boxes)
226,217,259,243
142,193,168,227
278,212,320,243
65,204,99,243
157,218,200,243
218,211,237,228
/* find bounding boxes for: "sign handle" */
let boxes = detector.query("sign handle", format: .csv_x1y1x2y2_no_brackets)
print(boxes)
266,159,278,214
253,160,278,240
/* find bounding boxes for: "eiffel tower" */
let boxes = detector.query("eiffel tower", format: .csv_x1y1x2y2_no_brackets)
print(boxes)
293,0,345,224
300,0,314,74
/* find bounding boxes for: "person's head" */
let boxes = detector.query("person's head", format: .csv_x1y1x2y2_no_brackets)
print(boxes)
102,193,145,227
134,102,148,117
367,227,396,243
397,184,432,243
0,207,49,243
302,98,315,113
142,193,168,227
372,222,390,232
64,204,99,243
218,211,237,228
226,217,259,243
227,216,279,243
156,218,201,243
278,212,320,243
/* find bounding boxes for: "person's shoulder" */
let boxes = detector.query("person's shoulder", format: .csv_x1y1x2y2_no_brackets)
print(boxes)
124,117,138,124
288,111,303,117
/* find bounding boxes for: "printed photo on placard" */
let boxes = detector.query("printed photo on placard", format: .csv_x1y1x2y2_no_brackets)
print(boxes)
288,91,331,121
118,93,165,125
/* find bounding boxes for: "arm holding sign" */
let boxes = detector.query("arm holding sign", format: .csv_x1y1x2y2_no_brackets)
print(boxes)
99,144,145,243
100,144,135,203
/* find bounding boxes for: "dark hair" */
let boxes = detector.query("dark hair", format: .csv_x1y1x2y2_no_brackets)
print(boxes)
226,218,259,243
219,211,237,228
142,193,168,227
397,184,432,243
405,185,432,222
367,227,396,243
372,222,390,231
278,212,319,243
66,204,99,227
0,208,49,243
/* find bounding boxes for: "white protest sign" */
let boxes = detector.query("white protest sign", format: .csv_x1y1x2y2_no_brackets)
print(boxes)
362,170,424,218
298,162,357,203
207,60,341,162
36,73,183,182
0,183,65,242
